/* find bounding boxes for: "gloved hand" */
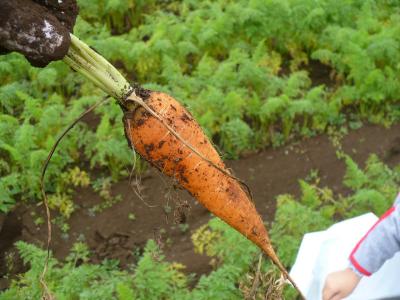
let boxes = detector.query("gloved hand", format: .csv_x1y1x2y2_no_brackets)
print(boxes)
0,0,78,67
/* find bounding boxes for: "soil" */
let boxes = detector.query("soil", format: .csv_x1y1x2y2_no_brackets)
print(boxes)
0,123,399,290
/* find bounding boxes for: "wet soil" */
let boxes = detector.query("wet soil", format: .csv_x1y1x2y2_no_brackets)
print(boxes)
0,123,399,290
0,0,77,67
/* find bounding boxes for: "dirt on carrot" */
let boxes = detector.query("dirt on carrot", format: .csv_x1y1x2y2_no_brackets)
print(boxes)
122,90,302,294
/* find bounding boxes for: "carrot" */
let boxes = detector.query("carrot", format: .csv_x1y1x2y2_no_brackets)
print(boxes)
123,91,265,246
59,34,304,298
122,91,303,295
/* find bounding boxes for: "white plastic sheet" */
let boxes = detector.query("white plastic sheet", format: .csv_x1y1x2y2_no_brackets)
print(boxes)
290,213,400,300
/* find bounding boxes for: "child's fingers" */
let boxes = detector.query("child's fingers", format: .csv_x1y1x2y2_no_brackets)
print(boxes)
322,281,334,300
330,294,345,300
322,289,338,300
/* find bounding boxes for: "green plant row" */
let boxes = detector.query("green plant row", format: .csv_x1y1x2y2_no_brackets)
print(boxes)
1,153,398,299
1,0,400,211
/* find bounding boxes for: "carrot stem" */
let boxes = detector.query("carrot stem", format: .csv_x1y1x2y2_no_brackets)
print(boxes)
63,34,133,104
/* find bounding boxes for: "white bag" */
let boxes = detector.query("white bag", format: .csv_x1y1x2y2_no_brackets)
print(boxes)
290,213,400,300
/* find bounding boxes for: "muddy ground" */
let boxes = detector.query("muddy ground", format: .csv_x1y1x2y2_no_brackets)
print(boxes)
0,123,399,290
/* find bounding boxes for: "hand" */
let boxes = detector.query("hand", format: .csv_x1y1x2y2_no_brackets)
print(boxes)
322,268,362,300
0,0,78,67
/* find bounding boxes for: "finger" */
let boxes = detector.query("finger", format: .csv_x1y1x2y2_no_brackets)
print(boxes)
330,293,344,300
322,286,338,300
33,0,79,32
322,290,331,300
0,0,71,67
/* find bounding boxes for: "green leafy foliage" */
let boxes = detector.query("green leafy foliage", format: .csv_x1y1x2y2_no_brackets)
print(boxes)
0,60,134,213
73,0,400,160
0,222,259,300
220,119,253,158
1,240,188,300
270,191,334,266
2,0,400,213
343,154,369,189
1,153,398,299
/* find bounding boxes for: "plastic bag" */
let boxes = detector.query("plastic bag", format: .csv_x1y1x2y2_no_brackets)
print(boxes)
290,213,400,300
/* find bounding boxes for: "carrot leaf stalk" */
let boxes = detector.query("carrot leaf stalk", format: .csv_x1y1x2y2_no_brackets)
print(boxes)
63,34,135,105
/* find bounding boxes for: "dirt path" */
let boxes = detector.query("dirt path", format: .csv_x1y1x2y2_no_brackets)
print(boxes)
0,123,399,289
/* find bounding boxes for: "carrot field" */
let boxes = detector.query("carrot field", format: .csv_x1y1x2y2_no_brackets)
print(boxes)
0,1,400,299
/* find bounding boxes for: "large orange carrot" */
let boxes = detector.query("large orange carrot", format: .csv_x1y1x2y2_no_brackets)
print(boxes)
60,35,304,298
122,91,303,294
123,91,268,248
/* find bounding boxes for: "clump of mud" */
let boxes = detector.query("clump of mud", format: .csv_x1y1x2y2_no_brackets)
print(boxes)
0,0,78,66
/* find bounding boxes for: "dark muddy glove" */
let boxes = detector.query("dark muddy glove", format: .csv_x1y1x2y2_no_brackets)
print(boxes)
0,0,78,67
